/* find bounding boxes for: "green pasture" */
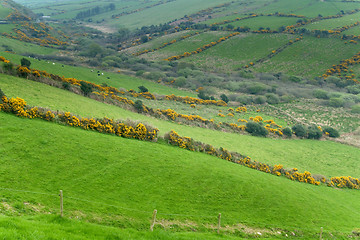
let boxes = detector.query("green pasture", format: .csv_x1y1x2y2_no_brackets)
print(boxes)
0,37,57,55
0,112,359,239
124,30,197,55
1,74,359,178
108,0,234,29
181,33,293,72
305,11,360,31
0,2,12,19
254,36,360,77
219,16,301,31
142,31,230,61
0,51,195,97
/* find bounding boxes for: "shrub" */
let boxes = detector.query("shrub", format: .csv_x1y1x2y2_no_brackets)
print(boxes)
136,70,145,76
351,104,360,113
307,125,322,139
138,86,148,93
346,85,360,94
322,126,340,138
220,94,229,103
80,82,93,96
288,75,301,83
246,122,268,137
292,124,306,138
254,96,266,104
247,83,268,94
0,88,5,101
134,100,144,112
313,89,329,99
62,82,71,90
328,97,345,108
2,62,14,72
174,76,186,87
20,58,31,68
265,93,280,104
282,127,292,138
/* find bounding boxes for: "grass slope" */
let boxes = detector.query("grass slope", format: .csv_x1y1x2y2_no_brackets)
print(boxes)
254,35,360,77
1,74,359,178
181,33,293,72
0,112,360,238
0,51,195,97
0,215,245,240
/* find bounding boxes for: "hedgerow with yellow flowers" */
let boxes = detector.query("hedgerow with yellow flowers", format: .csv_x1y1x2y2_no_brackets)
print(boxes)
0,96,158,141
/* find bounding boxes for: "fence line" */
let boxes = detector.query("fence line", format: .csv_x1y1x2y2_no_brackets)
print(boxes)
0,186,356,236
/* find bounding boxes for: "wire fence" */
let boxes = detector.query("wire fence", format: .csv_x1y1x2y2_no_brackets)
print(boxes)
0,186,357,237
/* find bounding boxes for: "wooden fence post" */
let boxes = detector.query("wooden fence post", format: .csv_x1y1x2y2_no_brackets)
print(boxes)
150,209,157,231
320,227,323,240
217,213,221,234
59,190,63,217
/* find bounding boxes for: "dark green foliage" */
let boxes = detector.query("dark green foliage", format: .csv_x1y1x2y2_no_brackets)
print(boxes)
265,93,280,104
254,96,266,104
80,82,93,96
198,91,210,100
138,86,148,93
20,58,31,68
220,94,229,103
322,126,340,138
62,82,71,90
307,125,322,139
313,89,329,99
351,104,360,113
2,62,13,72
246,122,268,137
134,100,144,112
292,124,306,138
140,36,149,43
136,70,145,76
0,88,5,101
282,127,292,138
328,97,345,108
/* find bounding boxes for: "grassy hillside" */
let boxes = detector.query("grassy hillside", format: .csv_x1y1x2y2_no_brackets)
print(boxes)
0,112,360,239
180,33,293,72
1,74,359,178
254,35,360,77
0,215,246,240
0,51,195,97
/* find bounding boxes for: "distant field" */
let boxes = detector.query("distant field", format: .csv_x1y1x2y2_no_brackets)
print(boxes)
0,112,360,238
1,74,359,178
0,2,12,19
219,16,301,31
124,30,197,55
181,33,293,72
305,11,360,31
0,37,57,55
0,51,195,97
254,36,360,77
142,31,230,61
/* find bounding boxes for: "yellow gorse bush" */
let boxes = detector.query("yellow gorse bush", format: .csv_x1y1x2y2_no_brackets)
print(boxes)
0,96,158,142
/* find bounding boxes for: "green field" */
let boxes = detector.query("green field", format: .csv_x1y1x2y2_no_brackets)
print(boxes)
142,31,230,61
305,12,360,31
0,37,57,55
181,33,293,72
0,2,12,19
254,35,360,77
124,30,197,55
0,112,360,239
1,74,359,178
219,16,300,31
0,51,195,97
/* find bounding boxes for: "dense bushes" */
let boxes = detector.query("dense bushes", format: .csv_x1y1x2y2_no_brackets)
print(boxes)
322,126,340,138
292,124,306,138
245,122,268,137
